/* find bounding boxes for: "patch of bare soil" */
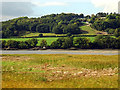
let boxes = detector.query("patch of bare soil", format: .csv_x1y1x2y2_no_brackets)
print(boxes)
24,64,118,82
2,56,32,61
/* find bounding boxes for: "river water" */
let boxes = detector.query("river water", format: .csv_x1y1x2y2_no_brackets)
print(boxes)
1,50,119,55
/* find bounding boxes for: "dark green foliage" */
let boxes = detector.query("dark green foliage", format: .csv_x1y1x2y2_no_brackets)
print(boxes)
6,40,19,48
2,39,38,49
67,33,72,37
36,24,50,33
18,41,29,49
25,38,38,48
1,40,6,48
114,28,120,37
39,34,43,37
93,35,118,49
73,37,90,49
40,39,47,48
2,13,84,38
91,14,120,34
50,37,73,49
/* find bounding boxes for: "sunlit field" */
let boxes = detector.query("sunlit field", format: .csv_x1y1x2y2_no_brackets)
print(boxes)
2,54,118,88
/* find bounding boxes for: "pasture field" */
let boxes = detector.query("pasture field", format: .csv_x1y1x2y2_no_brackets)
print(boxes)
2,54,118,88
1,37,58,46
21,33,66,37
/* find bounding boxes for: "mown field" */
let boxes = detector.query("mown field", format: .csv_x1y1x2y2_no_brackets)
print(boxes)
21,33,66,37
2,54,118,88
1,37,58,46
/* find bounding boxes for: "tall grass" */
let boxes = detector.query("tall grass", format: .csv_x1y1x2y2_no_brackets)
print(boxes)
2,54,118,88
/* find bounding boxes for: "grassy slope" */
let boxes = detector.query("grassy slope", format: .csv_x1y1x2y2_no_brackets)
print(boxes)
80,25,96,35
2,54,118,88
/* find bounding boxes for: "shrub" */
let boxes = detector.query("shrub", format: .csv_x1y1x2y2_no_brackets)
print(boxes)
39,34,43,37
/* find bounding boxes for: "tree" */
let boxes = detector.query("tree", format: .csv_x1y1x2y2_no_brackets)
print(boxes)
73,37,90,49
93,36,117,49
36,24,50,33
114,28,120,37
61,37,73,49
52,25,63,34
40,39,47,48
6,40,19,48
25,38,38,48
1,40,6,48
50,41,59,49
18,41,29,49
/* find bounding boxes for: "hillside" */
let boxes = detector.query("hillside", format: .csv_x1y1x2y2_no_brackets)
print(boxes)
1,12,120,38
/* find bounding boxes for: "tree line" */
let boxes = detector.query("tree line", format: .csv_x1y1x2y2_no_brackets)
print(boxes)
1,35,120,49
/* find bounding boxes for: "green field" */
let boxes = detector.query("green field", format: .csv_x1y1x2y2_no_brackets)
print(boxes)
2,54,118,88
21,33,66,37
1,37,58,46
80,25,103,35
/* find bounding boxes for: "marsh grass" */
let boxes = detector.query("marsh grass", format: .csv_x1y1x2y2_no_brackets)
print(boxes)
2,54,118,88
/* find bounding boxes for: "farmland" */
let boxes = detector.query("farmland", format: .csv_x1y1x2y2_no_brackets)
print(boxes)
2,54,118,88
1,37,58,46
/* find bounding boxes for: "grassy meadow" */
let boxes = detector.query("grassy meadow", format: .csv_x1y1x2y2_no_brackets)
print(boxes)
80,25,106,35
2,54,118,88
1,37,58,46
21,33,66,37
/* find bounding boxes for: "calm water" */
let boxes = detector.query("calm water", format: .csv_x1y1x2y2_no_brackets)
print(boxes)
1,50,119,55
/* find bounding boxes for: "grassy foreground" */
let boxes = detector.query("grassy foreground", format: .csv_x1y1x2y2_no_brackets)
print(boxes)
2,54,118,88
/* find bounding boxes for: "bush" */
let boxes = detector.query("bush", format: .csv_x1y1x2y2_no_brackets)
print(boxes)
39,34,43,37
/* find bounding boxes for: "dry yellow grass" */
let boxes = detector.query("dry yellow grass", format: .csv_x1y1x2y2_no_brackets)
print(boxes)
2,54,119,88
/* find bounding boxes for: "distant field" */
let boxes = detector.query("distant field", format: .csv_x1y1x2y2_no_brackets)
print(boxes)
2,54,118,88
1,37,58,46
21,33,66,37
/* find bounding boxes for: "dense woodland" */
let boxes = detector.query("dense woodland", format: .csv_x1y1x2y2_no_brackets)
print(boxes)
1,12,120,38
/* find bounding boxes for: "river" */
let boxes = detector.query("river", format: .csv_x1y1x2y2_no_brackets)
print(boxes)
1,50,119,55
